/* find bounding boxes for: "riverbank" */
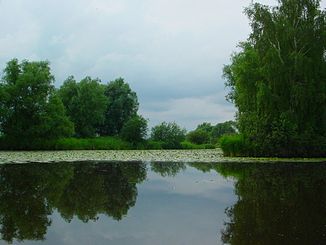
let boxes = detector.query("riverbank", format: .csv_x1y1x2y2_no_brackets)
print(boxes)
0,149,325,164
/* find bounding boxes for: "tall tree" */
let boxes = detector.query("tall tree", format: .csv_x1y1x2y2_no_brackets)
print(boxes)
58,76,107,138
223,0,326,157
99,78,139,136
0,59,74,149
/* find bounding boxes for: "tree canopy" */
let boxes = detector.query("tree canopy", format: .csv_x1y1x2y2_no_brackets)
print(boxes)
223,0,326,157
99,78,139,136
0,59,74,149
151,122,187,149
58,76,107,138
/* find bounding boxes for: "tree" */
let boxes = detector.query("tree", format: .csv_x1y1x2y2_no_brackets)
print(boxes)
120,115,148,145
211,121,237,140
151,122,187,149
99,78,139,136
58,76,107,138
195,122,214,133
223,0,326,157
0,59,73,149
187,130,210,144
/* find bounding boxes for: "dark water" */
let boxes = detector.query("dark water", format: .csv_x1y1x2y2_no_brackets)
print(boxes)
0,161,325,245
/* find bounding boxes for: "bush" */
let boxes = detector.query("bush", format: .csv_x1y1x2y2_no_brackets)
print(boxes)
187,130,210,144
53,137,131,150
181,141,215,149
120,115,148,145
146,140,164,150
219,134,250,157
151,122,186,149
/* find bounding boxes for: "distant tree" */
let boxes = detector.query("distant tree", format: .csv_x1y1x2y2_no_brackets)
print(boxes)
196,122,214,133
58,76,107,138
190,121,236,144
99,78,139,136
0,59,73,149
223,0,326,156
120,115,148,145
187,130,210,144
151,122,186,149
211,121,237,139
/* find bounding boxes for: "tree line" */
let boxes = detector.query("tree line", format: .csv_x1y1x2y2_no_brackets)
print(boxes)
0,59,235,150
222,0,326,157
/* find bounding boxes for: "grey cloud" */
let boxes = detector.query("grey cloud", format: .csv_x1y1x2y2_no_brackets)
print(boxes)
1,0,324,129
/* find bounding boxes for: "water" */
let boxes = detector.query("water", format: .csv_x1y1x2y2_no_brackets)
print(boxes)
0,161,325,244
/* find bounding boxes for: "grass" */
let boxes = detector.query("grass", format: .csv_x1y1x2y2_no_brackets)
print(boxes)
0,136,217,151
219,134,249,157
180,141,216,149
53,137,131,150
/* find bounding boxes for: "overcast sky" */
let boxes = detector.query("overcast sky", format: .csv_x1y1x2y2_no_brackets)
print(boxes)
1,0,325,130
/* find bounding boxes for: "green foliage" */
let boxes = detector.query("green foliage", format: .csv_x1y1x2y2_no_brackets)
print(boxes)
192,121,237,144
120,115,148,145
150,122,187,149
99,78,139,136
145,140,164,149
53,137,131,150
187,130,210,144
196,122,214,133
180,141,215,149
223,0,326,157
219,134,250,157
58,76,107,138
211,121,237,142
0,59,74,149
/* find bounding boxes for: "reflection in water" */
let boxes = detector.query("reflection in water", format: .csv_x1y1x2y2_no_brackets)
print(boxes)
150,162,186,177
215,162,326,245
0,161,325,244
0,162,146,243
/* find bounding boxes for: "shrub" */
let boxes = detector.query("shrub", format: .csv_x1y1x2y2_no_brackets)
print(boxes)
120,115,148,145
219,134,250,157
53,137,131,150
150,122,186,149
181,141,215,149
187,130,210,144
146,140,164,150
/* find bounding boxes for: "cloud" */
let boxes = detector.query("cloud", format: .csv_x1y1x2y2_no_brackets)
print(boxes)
1,0,324,129
140,92,236,130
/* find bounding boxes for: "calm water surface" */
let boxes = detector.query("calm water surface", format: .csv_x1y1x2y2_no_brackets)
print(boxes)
0,161,325,244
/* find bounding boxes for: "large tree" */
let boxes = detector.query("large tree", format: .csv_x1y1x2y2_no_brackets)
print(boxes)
223,0,326,157
0,59,74,149
58,76,107,138
99,78,139,136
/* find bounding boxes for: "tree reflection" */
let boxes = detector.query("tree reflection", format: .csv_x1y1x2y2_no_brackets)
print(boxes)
0,161,146,243
57,162,146,222
150,162,186,177
216,162,326,245
0,163,73,243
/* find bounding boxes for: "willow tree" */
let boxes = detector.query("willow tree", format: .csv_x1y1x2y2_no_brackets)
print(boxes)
224,0,326,157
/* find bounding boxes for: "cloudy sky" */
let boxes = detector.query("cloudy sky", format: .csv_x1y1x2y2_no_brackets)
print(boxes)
0,0,325,130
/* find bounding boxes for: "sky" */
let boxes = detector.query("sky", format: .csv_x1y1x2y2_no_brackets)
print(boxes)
0,0,325,130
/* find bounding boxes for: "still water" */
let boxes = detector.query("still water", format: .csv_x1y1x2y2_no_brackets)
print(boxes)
0,161,325,244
